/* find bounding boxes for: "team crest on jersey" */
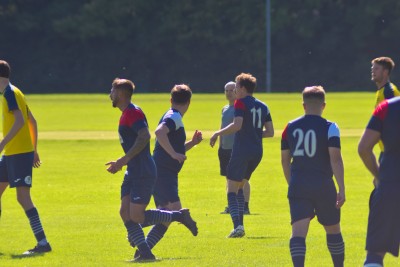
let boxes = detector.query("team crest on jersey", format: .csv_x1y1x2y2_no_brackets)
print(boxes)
24,176,32,185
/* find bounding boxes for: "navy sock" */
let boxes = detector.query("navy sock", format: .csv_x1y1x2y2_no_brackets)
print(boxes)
327,233,345,267
26,207,47,244
146,224,168,249
144,209,174,226
227,192,240,228
364,253,383,267
124,220,152,256
290,237,306,267
244,202,249,210
237,189,245,225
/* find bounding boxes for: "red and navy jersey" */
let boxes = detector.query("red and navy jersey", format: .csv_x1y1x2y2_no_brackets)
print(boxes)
153,108,186,172
232,96,272,156
281,115,341,196
118,103,152,169
367,97,400,182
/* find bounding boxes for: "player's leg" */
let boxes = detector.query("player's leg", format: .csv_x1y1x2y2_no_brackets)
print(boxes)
10,153,51,254
290,218,310,267
226,178,244,237
0,155,9,219
0,182,8,218
243,179,250,214
218,147,231,214
236,181,246,226
323,224,345,267
316,181,344,267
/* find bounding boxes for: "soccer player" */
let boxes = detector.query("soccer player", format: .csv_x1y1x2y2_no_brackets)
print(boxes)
281,86,345,267
371,57,399,108
138,84,201,254
358,98,400,267
0,60,51,255
219,81,251,215
106,79,198,262
210,73,274,238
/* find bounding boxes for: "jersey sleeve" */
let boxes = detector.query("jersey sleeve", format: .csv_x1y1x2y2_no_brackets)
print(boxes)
161,112,183,132
120,109,148,133
367,100,388,133
234,99,246,117
327,122,341,148
265,111,272,122
281,124,289,150
4,87,19,112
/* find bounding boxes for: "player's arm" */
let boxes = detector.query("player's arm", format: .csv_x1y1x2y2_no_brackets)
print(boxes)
281,149,291,185
185,130,203,152
155,123,186,163
0,109,24,153
358,129,380,184
106,127,151,174
209,116,242,147
28,109,41,168
329,147,345,208
262,121,274,138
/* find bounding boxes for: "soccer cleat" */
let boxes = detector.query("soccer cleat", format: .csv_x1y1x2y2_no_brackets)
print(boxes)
133,249,140,259
23,243,52,255
244,208,250,215
179,208,198,236
133,252,156,262
220,206,230,214
227,225,245,238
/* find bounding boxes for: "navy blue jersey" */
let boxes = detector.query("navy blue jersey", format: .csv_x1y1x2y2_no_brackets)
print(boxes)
367,97,400,182
153,108,186,173
118,103,152,169
232,96,272,156
281,115,341,196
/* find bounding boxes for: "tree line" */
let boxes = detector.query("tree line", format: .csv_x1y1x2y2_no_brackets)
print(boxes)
0,0,399,93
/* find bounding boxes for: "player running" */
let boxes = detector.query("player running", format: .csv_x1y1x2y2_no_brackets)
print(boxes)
210,73,274,238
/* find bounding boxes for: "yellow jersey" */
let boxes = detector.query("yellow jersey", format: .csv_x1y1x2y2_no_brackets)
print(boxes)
375,82,400,151
2,84,34,155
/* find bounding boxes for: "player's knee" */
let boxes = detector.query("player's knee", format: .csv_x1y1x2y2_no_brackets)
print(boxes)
130,210,145,224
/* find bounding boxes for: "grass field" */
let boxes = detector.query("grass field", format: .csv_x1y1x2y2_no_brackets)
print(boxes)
0,92,397,266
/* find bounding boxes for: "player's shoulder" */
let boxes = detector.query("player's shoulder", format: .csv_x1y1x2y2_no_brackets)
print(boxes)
163,108,182,121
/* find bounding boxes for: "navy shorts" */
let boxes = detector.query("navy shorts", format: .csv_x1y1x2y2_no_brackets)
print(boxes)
366,181,400,256
226,151,262,182
0,152,34,188
289,180,340,225
218,147,232,176
153,166,180,207
121,168,155,205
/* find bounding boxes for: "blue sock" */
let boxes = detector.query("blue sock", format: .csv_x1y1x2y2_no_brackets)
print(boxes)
146,224,168,249
124,220,152,256
327,233,345,267
364,253,383,267
237,189,245,225
26,207,47,245
290,237,306,267
144,209,174,226
227,192,240,228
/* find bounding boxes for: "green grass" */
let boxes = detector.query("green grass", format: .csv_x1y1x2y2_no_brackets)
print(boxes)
0,92,397,266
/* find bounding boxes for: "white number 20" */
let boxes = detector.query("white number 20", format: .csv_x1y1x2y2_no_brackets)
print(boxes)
293,128,316,157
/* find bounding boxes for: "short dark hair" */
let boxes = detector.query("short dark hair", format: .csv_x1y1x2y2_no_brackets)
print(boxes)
235,73,257,94
112,78,135,97
0,60,10,78
171,84,192,104
303,86,325,103
372,57,395,74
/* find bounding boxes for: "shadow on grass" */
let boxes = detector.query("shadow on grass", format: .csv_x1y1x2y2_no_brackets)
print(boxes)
125,256,198,263
246,236,278,240
11,253,45,259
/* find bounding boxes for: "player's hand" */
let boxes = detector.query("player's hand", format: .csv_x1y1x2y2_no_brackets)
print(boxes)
209,133,218,148
373,177,379,188
171,152,186,164
191,130,203,145
105,160,123,174
336,191,345,209
33,151,41,168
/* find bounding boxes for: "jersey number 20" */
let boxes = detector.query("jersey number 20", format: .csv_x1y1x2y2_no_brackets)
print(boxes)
293,128,316,157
